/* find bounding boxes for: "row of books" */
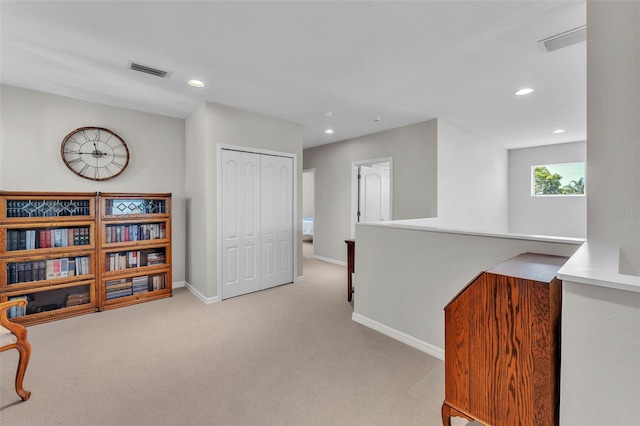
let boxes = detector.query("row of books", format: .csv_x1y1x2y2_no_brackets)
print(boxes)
104,250,165,271
6,296,27,318
66,291,90,307
6,294,77,318
150,274,166,291
104,223,166,244
105,274,166,300
6,256,91,284
132,276,151,294
5,200,91,218
6,227,90,251
146,252,165,266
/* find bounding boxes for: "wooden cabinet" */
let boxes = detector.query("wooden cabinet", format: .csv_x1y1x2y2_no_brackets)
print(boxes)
0,191,98,325
442,253,567,426
97,193,172,310
345,239,355,301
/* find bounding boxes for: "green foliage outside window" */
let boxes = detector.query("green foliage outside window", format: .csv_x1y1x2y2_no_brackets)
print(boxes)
533,165,585,196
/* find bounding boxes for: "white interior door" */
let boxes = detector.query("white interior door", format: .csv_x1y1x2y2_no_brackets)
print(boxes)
261,155,294,289
221,150,261,299
359,163,391,222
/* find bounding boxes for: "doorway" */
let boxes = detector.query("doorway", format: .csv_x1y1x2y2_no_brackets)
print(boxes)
302,169,315,255
351,158,393,238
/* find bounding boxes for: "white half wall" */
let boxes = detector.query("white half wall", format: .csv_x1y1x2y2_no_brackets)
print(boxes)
508,141,586,238
437,120,508,232
353,222,582,358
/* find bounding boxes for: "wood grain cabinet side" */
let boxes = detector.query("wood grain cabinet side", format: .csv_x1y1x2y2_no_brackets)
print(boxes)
442,253,567,426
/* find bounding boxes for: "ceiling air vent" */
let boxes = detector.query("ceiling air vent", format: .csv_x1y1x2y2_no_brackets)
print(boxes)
539,26,586,52
128,61,171,78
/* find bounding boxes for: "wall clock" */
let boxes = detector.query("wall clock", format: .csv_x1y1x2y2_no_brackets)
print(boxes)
60,127,130,181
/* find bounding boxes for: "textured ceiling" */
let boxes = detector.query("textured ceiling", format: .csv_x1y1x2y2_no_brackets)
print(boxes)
0,1,586,149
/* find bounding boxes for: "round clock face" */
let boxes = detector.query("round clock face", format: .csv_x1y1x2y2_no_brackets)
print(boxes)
61,127,130,181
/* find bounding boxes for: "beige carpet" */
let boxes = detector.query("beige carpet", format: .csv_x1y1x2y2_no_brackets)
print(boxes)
1,242,462,425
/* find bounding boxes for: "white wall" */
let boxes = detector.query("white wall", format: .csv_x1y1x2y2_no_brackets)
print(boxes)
557,2,640,424
437,120,508,232
184,103,208,293
302,169,315,218
509,141,586,238
0,85,186,283
586,0,640,275
303,120,438,263
185,102,303,300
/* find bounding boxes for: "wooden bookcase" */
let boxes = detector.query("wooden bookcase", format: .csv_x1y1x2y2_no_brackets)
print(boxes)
442,253,567,426
0,191,173,325
0,191,98,325
97,193,172,310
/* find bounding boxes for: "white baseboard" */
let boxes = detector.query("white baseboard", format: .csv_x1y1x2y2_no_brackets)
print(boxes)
296,275,304,282
351,312,444,361
184,281,219,305
172,280,186,289
313,255,346,266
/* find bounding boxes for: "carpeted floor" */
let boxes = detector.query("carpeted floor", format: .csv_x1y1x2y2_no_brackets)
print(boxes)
1,242,469,425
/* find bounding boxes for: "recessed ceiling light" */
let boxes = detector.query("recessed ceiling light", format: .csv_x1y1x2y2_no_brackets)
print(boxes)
373,117,382,122
553,129,566,134
325,129,334,134
514,88,534,96
188,79,206,88
323,111,333,118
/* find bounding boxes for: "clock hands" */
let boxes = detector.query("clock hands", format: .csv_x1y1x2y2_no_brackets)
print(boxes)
92,129,100,151
67,150,106,157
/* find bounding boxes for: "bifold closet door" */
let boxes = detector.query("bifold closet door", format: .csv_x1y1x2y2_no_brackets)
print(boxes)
221,150,261,299
260,154,294,290
221,150,293,299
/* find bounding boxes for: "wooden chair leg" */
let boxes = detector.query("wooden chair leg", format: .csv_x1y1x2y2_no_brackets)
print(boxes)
14,342,31,401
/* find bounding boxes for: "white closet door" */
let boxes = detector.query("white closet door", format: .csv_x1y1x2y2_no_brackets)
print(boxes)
221,150,261,299
260,155,294,289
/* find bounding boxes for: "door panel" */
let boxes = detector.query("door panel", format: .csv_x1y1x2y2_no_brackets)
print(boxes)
222,151,241,298
241,153,261,294
363,171,382,222
221,150,261,299
261,155,293,289
359,164,391,222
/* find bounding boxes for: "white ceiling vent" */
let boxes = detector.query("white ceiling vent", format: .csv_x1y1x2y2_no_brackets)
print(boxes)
128,61,171,78
539,26,586,52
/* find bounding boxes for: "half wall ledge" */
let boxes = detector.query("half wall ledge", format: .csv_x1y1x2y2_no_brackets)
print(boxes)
557,242,640,293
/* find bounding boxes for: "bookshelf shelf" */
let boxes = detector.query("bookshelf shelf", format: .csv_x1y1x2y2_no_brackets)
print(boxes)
97,193,172,310
0,191,98,325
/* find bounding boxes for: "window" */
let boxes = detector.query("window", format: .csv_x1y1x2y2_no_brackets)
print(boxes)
532,162,585,196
